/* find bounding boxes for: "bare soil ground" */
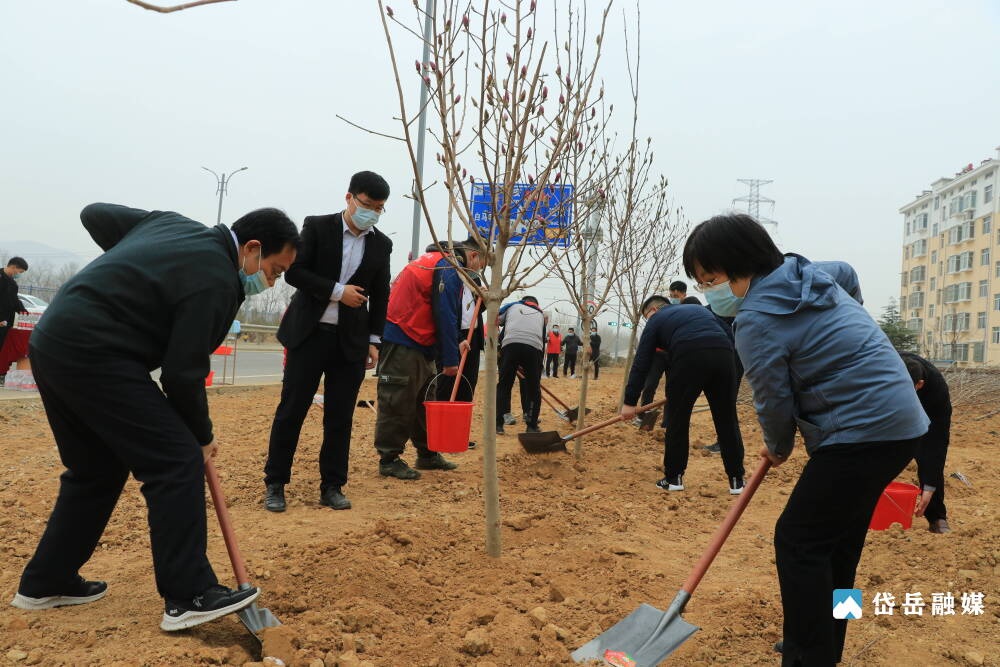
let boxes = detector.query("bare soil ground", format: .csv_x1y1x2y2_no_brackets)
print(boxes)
1,368,997,666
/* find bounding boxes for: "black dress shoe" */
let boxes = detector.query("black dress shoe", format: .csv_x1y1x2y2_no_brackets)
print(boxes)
264,484,286,512
319,487,352,510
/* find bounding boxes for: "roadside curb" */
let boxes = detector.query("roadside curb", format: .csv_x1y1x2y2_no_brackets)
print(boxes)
0,381,283,404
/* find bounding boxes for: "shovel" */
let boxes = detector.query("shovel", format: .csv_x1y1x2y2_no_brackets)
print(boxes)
518,399,666,454
205,459,281,641
517,369,590,423
571,457,772,666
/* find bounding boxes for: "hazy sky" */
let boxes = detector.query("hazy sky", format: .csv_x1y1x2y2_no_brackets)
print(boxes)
2,0,999,316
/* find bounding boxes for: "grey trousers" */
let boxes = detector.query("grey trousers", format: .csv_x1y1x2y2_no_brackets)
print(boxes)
373,342,436,460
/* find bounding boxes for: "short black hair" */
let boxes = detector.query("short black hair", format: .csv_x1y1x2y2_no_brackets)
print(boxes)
349,171,390,201
683,213,784,281
681,296,702,305
668,280,687,293
231,208,300,257
568,327,575,332
903,356,925,384
7,257,28,271
522,295,539,305
641,294,669,314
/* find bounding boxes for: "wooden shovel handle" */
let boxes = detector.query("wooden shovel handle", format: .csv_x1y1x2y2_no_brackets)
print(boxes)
517,368,573,411
681,456,772,595
205,459,250,587
450,298,483,402
563,398,667,442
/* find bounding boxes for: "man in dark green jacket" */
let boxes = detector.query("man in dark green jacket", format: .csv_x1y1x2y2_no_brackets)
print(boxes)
10,203,299,632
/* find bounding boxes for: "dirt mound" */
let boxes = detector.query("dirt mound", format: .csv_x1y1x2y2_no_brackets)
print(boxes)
1,370,997,665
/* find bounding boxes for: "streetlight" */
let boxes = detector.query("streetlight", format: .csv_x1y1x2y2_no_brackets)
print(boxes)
202,166,248,224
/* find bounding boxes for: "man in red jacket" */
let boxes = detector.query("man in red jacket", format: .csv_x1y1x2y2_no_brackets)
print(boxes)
544,324,562,377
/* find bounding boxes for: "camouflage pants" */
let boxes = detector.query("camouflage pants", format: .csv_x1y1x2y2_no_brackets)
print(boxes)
373,342,436,460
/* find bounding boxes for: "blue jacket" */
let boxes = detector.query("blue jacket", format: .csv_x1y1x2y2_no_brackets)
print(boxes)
735,255,928,456
624,304,735,405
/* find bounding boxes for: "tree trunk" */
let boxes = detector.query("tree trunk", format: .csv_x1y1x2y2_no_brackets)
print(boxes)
573,314,592,461
480,259,505,558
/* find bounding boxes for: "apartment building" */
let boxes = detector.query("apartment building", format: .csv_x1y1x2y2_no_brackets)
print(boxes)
899,147,1000,366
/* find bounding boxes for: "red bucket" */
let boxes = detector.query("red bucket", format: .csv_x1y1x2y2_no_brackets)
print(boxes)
869,481,920,530
424,401,473,453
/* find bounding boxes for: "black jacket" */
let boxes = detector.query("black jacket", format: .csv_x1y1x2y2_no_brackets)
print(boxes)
32,203,244,445
900,352,952,481
0,271,24,328
277,213,392,361
624,304,735,405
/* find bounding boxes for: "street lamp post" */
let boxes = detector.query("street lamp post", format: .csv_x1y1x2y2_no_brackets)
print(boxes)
202,166,248,224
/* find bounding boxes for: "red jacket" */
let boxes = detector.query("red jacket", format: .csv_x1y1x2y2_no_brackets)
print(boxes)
546,331,562,354
386,251,444,347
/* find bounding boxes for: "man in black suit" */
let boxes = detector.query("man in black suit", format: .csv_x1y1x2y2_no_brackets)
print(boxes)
264,171,392,512
0,256,29,362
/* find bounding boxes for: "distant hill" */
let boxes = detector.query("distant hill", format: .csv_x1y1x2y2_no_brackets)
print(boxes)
0,241,93,268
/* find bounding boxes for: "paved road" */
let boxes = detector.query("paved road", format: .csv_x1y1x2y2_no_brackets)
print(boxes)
208,346,285,385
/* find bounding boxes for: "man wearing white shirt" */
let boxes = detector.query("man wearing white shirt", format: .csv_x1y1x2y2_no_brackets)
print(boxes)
264,172,393,512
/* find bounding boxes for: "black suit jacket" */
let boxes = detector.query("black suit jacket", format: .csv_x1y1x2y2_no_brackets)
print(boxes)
278,213,392,362
0,272,24,327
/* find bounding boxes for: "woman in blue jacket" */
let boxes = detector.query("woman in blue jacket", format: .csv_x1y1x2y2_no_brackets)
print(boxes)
682,214,927,667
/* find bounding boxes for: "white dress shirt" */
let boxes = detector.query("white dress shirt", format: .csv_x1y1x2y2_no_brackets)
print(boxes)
319,218,379,344
460,284,476,329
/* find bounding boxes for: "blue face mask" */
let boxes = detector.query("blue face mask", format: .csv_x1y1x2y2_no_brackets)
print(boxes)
239,250,270,296
11,272,22,282
350,198,381,230
703,281,744,317
667,297,680,305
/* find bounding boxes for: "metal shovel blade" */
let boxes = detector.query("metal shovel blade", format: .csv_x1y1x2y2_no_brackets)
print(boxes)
235,584,281,640
517,430,568,453
571,593,698,666
563,406,592,423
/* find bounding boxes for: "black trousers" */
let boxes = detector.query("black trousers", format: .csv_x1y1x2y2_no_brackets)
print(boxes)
640,351,668,407
20,343,217,601
663,348,744,480
497,343,542,427
545,352,560,377
563,352,577,376
436,333,480,402
915,406,951,523
776,438,917,666
592,355,600,379
265,326,365,492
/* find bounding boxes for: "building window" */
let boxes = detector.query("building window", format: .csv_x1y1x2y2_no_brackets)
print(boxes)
944,282,973,303
983,248,991,266
934,196,940,210
931,250,938,264
993,327,1000,345
985,215,993,235
942,343,969,362
913,239,927,257
995,293,1000,311
980,280,989,298
909,265,927,282
932,223,939,236
986,184,994,203
930,277,936,290
909,292,925,309
906,318,923,332
978,311,987,329
929,303,935,317
973,342,985,363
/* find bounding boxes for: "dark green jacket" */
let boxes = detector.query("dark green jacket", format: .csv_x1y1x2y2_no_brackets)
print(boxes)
33,203,243,445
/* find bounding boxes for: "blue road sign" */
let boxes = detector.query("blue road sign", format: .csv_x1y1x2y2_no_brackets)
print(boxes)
469,181,574,247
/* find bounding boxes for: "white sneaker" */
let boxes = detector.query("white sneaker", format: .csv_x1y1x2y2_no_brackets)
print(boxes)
729,476,745,495
655,475,684,491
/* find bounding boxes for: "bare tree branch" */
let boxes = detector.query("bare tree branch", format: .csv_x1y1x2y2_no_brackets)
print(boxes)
125,0,236,13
